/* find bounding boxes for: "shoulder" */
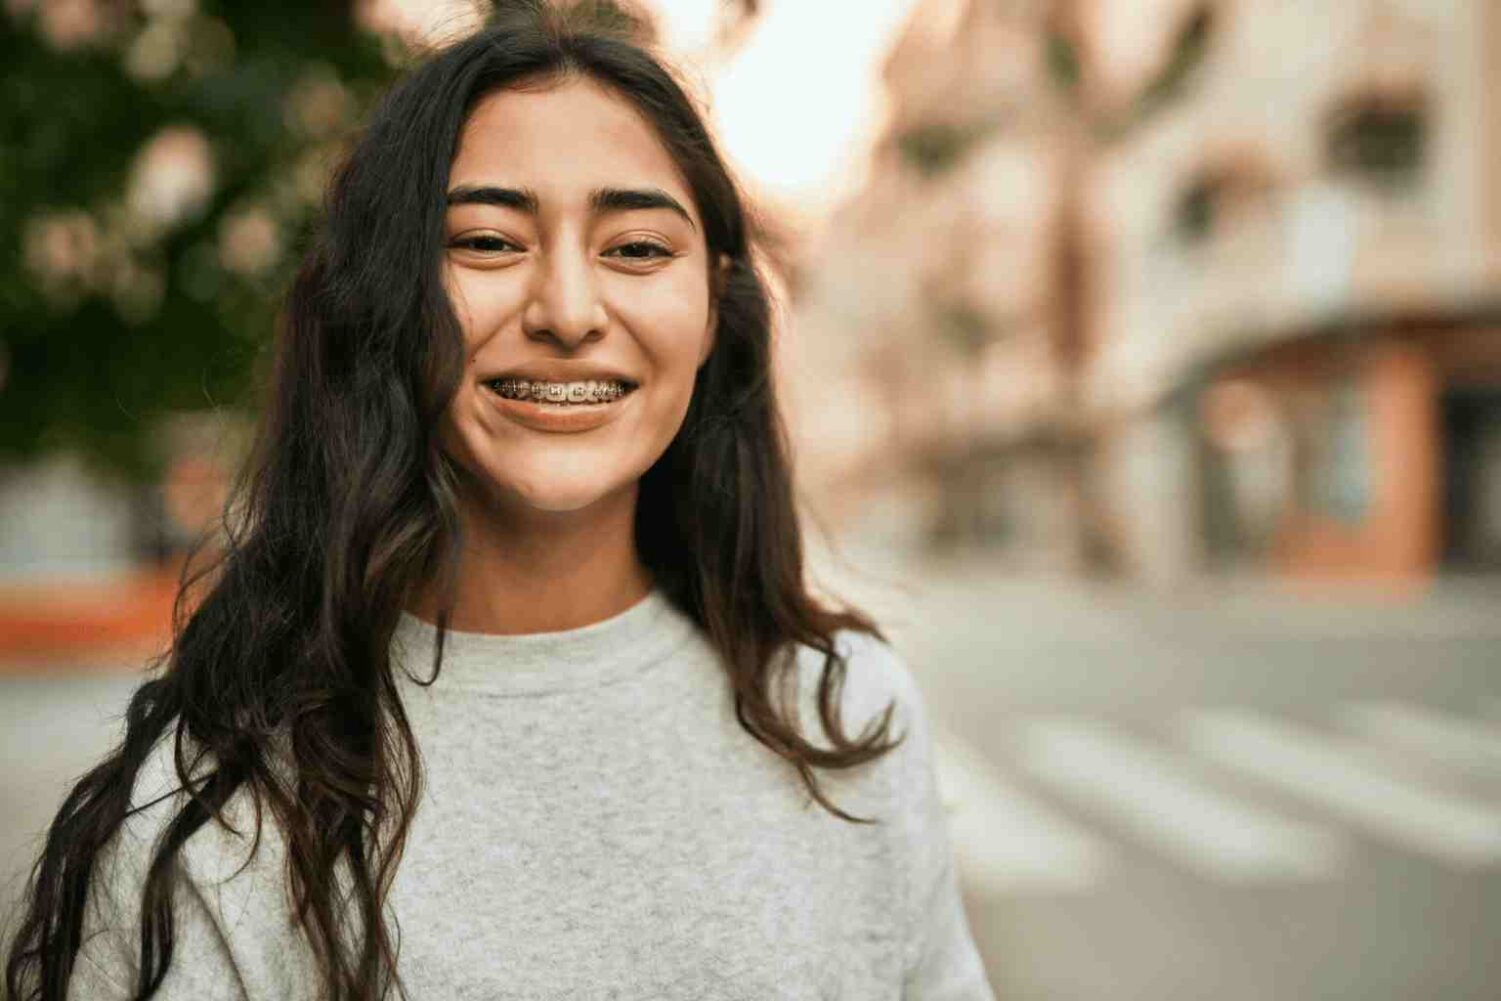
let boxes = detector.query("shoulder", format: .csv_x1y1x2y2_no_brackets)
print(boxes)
785,626,929,755
97,726,210,891
76,724,290,995
100,723,288,906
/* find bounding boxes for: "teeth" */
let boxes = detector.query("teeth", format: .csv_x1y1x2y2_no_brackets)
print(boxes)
488,378,633,404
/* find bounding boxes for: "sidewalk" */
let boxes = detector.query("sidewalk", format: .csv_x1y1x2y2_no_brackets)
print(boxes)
806,536,1501,645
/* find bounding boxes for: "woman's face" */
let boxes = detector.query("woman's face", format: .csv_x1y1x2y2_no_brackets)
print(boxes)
438,77,717,517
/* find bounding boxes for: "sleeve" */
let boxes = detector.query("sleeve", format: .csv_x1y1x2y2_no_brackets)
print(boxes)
880,642,997,1001
69,863,249,1001
67,760,252,1000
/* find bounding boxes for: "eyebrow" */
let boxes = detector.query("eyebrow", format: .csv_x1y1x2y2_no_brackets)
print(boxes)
444,184,696,230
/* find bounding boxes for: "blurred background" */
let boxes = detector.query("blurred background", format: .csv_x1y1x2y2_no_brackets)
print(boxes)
2,0,1499,998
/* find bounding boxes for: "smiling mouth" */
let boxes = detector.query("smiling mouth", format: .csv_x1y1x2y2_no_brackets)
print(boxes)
484,378,639,406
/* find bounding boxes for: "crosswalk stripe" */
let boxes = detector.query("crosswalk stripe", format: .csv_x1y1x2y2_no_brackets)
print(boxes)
1014,719,1345,882
1183,709,1501,867
932,729,1110,893
1340,701,1501,779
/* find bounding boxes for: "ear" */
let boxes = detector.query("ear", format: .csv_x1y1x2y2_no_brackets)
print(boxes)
700,253,732,368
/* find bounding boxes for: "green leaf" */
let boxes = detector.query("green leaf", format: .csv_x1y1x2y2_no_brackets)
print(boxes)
0,4,394,480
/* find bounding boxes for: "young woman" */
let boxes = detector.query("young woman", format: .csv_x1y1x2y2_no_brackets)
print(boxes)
5,3,994,998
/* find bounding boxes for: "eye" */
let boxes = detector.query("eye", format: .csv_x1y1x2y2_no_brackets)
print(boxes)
449,234,521,253
604,240,673,261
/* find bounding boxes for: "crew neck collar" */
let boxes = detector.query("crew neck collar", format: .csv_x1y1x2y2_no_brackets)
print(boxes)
391,586,699,696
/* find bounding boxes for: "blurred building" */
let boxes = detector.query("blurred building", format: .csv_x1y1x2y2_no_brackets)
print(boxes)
798,0,1501,584
791,0,1070,565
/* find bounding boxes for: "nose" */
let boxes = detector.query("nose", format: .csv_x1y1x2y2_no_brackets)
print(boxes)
521,242,608,347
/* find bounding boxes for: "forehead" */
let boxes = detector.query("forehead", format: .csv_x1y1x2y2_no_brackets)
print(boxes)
450,77,694,213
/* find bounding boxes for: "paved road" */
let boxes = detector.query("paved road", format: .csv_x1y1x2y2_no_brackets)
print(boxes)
4,551,1499,1000
822,551,1501,1001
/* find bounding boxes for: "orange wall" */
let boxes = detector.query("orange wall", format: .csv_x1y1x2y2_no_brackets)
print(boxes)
1276,340,1439,583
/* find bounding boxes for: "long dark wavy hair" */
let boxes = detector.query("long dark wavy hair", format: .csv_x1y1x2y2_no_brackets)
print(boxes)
4,3,903,999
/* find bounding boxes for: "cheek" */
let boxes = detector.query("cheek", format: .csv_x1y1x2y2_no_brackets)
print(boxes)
441,262,468,326
443,267,513,351
611,273,713,372
436,393,478,468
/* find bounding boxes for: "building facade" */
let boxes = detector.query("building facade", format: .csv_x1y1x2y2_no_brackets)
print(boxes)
800,0,1501,583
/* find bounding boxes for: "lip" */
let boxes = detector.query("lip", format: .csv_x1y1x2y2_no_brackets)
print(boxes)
483,381,638,434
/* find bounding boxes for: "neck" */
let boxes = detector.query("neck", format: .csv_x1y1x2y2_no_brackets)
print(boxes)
408,478,653,636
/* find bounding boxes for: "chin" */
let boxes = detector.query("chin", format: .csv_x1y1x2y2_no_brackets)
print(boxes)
511,489,616,514
496,471,640,516
444,434,651,518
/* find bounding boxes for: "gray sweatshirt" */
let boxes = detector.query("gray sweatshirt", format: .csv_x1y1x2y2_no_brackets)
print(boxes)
69,586,994,999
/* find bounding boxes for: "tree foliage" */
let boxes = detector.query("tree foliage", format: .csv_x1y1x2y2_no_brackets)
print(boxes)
0,1,393,479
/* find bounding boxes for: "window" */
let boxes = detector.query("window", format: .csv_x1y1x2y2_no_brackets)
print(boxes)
1324,85,1428,190
1171,150,1276,245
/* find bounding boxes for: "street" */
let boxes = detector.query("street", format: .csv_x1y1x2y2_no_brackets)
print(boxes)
3,552,1499,1000
850,553,1501,1001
